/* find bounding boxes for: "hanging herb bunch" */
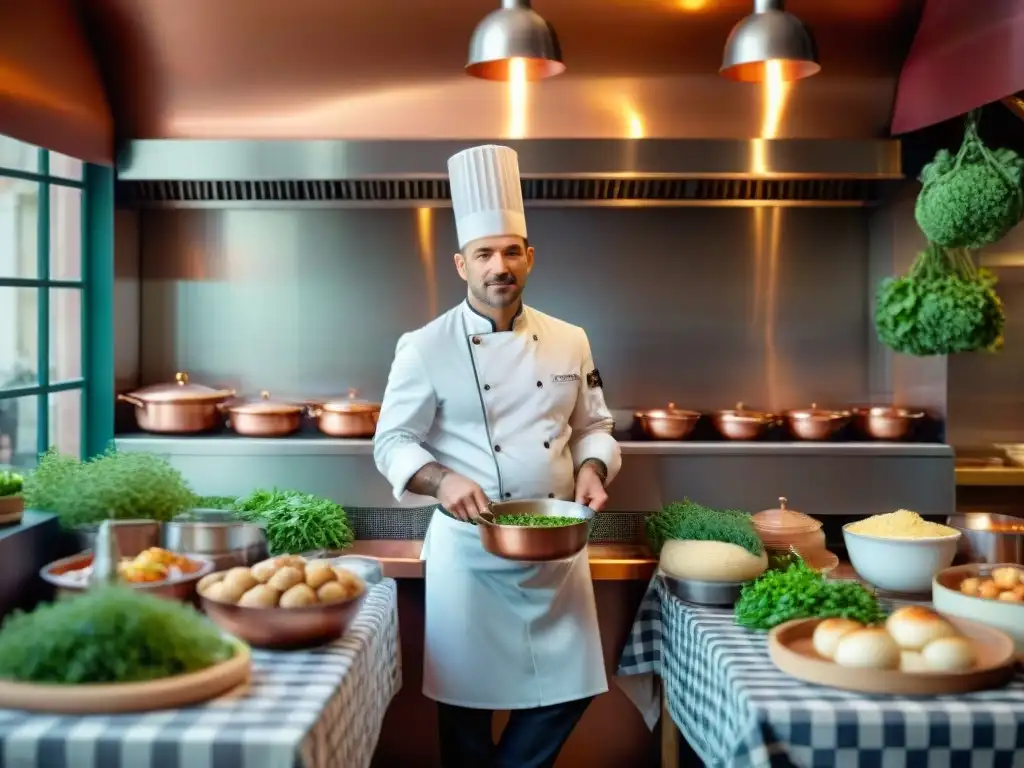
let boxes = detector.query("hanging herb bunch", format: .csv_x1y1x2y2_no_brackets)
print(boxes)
915,110,1024,250
874,242,1005,356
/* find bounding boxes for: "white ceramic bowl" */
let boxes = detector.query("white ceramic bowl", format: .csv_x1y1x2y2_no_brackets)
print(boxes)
842,526,960,593
933,563,1024,656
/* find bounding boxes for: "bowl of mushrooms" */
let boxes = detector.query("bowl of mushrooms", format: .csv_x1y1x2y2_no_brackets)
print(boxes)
197,555,373,649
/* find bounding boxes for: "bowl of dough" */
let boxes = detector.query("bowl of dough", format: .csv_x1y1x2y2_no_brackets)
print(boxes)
933,563,1024,656
198,555,373,648
843,509,960,594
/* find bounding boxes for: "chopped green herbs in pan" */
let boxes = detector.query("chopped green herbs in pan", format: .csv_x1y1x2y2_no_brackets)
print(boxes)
492,515,582,528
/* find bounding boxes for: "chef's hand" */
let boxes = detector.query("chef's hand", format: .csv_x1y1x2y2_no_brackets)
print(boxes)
575,463,608,511
438,473,491,522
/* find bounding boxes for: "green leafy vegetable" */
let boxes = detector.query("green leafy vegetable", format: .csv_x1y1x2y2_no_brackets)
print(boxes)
0,470,23,497
23,448,197,529
233,488,354,555
733,559,886,631
915,110,1024,250
0,586,235,684
194,495,239,510
645,498,762,557
492,515,582,527
874,242,1004,356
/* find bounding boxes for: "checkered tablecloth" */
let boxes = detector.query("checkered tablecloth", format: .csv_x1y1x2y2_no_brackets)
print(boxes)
617,576,1024,767
0,579,401,768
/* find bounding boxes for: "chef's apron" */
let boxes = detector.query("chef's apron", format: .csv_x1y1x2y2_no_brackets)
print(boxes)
419,306,608,710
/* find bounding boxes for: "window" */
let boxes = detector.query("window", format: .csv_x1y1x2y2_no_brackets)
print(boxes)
0,135,86,468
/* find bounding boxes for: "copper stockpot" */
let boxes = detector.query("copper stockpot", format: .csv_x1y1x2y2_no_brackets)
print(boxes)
782,403,850,441
308,389,381,438
118,372,235,434
223,391,304,437
635,403,701,440
851,406,924,440
711,402,777,440
477,499,594,562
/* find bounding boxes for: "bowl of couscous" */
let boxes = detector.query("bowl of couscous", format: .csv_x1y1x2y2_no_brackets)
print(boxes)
843,510,960,594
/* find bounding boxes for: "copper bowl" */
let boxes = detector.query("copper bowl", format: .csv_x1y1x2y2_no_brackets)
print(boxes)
40,551,214,602
635,403,701,441
199,566,379,649
851,406,924,440
782,403,850,441
477,499,593,562
711,402,777,440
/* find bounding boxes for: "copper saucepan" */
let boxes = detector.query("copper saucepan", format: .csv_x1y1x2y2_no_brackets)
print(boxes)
223,391,304,438
850,406,924,440
476,499,593,562
711,402,777,440
118,372,235,434
308,389,381,438
635,403,701,441
782,403,850,441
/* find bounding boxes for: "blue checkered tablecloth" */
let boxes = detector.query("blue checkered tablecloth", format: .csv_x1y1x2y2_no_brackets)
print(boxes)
0,579,401,768
617,576,1024,767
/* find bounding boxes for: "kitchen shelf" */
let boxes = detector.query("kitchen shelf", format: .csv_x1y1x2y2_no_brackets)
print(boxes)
115,434,953,459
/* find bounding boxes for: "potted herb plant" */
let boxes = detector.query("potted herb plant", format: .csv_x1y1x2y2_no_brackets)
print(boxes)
0,470,24,525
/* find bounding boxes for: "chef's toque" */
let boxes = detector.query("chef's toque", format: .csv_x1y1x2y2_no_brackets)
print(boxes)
447,144,527,250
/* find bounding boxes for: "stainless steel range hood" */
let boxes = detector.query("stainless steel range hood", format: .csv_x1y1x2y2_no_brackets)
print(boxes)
116,138,902,208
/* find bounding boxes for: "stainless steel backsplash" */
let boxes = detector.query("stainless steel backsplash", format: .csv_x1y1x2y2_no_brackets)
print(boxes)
126,206,874,412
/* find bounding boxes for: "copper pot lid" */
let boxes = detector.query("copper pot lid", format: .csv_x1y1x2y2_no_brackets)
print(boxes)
227,391,304,416
852,405,924,418
715,402,774,422
751,496,822,534
127,372,235,403
319,388,381,414
635,403,701,420
784,403,849,420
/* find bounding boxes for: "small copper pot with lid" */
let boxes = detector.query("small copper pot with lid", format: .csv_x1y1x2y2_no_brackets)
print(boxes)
308,389,381,438
711,402,777,440
635,403,701,441
118,372,235,434
223,391,304,437
782,403,850,441
750,496,839,574
851,406,924,440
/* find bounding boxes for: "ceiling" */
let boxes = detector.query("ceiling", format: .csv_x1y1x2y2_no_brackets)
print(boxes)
77,0,926,140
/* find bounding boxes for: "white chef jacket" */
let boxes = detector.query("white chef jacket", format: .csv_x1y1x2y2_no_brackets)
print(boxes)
373,300,621,709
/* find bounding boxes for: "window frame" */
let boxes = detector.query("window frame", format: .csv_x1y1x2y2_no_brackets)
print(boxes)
0,145,114,463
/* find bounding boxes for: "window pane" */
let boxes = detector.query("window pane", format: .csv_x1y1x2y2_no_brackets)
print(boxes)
0,177,40,279
0,395,38,469
0,136,39,173
51,288,82,382
48,152,83,181
49,389,81,459
50,185,82,280
0,287,38,390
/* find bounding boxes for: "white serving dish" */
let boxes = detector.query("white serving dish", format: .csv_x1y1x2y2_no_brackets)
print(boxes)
842,525,960,594
933,563,1024,656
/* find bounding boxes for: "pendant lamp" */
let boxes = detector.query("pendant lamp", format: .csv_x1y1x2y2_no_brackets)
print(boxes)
720,0,819,83
466,0,565,81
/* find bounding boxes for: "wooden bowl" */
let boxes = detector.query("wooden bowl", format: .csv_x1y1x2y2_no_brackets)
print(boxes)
769,616,1016,695
0,642,251,714
40,552,214,602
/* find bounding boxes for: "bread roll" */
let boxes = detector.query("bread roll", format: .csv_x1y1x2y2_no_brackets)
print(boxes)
250,559,281,584
197,572,225,593
268,566,304,592
305,560,336,589
922,636,976,671
223,567,258,593
812,619,862,660
885,606,956,651
992,567,1022,590
833,628,900,670
280,583,318,608
238,584,281,608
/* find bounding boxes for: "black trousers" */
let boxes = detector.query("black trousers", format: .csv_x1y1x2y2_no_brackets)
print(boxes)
437,697,593,768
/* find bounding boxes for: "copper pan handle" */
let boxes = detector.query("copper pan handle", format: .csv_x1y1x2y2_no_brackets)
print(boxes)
117,393,145,408
475,510,496,526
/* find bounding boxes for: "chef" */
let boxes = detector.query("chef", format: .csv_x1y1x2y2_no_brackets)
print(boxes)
373,144,621,768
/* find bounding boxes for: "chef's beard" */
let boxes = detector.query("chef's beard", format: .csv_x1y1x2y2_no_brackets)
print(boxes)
471,278,523,309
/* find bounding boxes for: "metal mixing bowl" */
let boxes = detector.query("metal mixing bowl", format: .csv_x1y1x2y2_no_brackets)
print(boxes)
164,509,268,569
660,573,747,607
41,551,214,602
946,513,1024,565
477,499,593,562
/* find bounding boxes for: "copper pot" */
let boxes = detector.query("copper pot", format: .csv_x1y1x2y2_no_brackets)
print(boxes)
477,499,593,562
308,389,381,438
851,406,924,440
711,402,777,440
118,372,235,434
635,403,701,441
782,403,850,441
223,391,304,437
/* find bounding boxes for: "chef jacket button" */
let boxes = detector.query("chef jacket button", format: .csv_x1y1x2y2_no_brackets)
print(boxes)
472,336,481,345
536,380,543,388
548,493,555,498
533,334,538,341
543,441,550,449
484,384,491,391
503,492,511,499
494,445,501,452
